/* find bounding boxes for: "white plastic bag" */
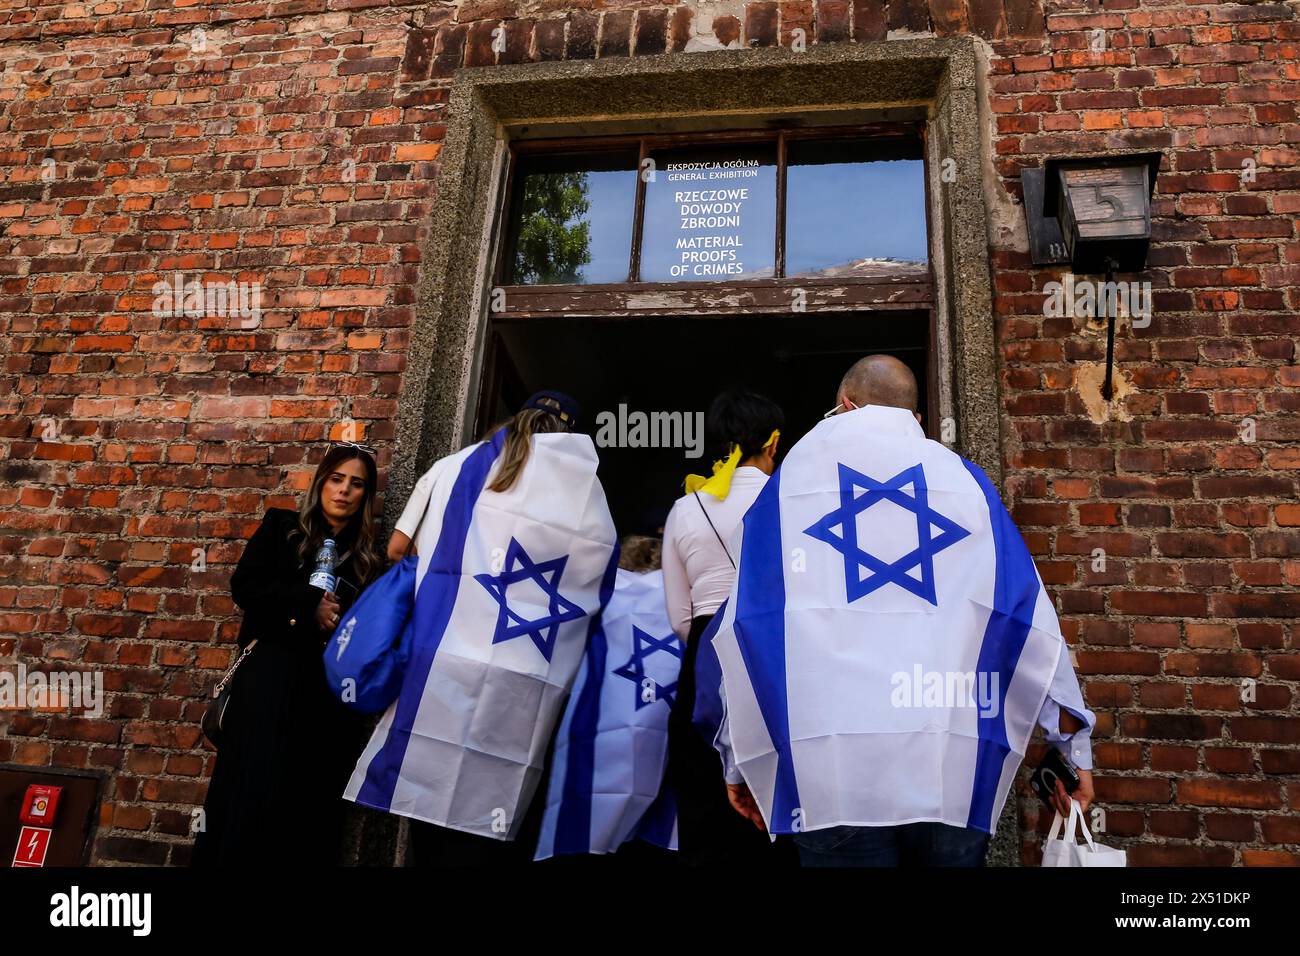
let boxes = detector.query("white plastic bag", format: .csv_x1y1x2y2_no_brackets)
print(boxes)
1041,799,1127,867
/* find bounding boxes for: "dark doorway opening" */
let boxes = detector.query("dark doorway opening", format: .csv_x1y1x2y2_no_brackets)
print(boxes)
475,311,932,537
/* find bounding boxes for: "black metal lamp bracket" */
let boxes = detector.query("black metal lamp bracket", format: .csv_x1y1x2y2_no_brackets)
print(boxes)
1101,256,1120,401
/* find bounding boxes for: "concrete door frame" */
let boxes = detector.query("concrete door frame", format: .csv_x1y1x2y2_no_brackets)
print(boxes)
392,38,998,513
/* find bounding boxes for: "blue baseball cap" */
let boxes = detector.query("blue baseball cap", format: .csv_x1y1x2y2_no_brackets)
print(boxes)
520,390,581,430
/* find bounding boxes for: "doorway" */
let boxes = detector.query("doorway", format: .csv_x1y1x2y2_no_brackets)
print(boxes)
474,310,933,537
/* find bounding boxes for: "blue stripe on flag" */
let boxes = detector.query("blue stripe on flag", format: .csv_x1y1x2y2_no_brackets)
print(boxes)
552,543,621,854
963,459,1041,832
731,467,802,833
633,771,677,850
355,429,507,810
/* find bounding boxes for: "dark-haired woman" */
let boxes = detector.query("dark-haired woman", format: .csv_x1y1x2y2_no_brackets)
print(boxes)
662,389,793,866
192,443,383,866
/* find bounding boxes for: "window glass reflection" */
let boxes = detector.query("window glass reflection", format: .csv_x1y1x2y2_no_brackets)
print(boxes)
785,139,928,278
507,151,637,285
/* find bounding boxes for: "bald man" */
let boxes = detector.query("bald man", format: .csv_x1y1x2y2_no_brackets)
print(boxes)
718,353,1097,867
825,354,921,425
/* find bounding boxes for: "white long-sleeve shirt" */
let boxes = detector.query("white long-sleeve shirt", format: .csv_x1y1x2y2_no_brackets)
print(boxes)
1038,641,1096,770
661,466,768,640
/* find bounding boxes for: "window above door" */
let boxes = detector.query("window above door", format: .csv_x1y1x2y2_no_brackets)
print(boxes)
498,126,930,290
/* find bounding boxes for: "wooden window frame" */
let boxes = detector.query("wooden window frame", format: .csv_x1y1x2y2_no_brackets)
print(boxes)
491,122,935,320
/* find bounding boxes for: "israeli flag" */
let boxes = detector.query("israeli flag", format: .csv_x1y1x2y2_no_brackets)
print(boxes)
709,404,1067,836
345,429,619,841
535,568,681,860
691,600,727,745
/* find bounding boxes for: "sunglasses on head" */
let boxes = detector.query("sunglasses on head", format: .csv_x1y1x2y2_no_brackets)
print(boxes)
331,440,377,457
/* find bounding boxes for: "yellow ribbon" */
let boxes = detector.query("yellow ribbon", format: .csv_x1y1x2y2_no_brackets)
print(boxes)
684,429,780,500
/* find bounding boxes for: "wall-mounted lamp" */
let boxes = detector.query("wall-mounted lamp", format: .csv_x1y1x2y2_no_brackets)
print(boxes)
1022,152,1163,400
1042,152,1162,274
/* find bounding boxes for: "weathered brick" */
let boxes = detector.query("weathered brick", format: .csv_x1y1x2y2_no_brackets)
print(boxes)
853,0,887,40
401,25,438,81
668,7,694,51
535,17,565,61
635,8,668,55
888,0,930,32
599,10,633,57
968,0,1006,39
1178,778,1283,810
818,0,852,42
430,23,468,78
713,14,742,46
745,2,779,46
568,10,598,59
464,20,499,67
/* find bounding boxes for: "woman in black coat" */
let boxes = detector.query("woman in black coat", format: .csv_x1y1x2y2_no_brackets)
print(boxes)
192,443,384,866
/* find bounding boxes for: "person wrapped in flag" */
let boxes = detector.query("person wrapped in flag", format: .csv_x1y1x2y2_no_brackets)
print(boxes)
534,538,680,861
346,391,620,863
705,356,1096,867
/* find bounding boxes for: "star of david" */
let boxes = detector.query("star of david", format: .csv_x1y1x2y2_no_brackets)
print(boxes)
474,537,587,661
612,625,684,710
803,462,969,606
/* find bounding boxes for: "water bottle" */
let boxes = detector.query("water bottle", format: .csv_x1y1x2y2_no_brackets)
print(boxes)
309,538,338,593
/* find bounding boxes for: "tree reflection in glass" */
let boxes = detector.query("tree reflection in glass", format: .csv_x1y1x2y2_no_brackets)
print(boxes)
512,171,592,284
507,152,637,285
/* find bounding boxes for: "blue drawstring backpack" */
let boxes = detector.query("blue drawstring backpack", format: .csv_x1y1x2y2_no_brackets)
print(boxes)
323,555,416,713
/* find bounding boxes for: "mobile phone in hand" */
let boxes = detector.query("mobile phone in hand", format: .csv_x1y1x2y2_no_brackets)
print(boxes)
1030,747,1080,807
333,577,359,607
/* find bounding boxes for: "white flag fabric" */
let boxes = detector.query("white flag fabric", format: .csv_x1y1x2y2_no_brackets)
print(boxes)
709,404,1067,837
345,429,619,840
534,568,681,860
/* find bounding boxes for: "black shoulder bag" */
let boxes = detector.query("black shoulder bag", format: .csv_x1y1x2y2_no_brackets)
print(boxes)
201,639,257,749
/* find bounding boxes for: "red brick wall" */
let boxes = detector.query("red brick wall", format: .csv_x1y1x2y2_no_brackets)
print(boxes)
0,0,1295,865
989,0,1300,866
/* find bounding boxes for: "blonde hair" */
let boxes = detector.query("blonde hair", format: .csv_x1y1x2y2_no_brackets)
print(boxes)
486,405,568,494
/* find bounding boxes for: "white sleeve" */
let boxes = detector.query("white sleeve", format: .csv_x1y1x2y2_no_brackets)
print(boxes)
393,460,443,539
1036,641,1096,770
715,678,743,785
661,504,694,641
